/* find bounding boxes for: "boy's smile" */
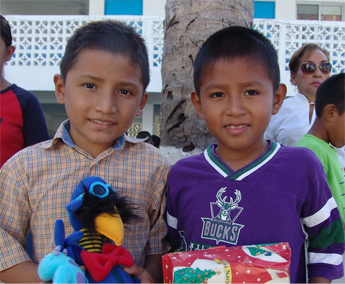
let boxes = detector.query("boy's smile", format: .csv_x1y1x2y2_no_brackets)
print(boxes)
54,49,148,158
192,58,285,170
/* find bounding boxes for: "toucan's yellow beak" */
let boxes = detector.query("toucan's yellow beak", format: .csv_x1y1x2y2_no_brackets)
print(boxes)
94,213,124,246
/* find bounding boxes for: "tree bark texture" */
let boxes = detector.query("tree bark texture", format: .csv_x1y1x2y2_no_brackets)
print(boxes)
160,0,254,151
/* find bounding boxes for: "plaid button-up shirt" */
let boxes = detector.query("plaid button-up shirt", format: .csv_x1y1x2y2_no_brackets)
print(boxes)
0,120,170,271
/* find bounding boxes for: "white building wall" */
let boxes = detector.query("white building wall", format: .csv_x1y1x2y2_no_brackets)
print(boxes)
89,0,105,15
143,0,166,16
142,103,154,134
276,0,296,20
88,0,166,16
276,0,345,20
293,0,345,3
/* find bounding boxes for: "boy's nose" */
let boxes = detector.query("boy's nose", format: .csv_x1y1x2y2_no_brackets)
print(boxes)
225,97,246,116
96,92,116,114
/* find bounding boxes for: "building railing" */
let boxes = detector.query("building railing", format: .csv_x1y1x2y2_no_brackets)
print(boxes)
4,15,345,95
4,15,164,92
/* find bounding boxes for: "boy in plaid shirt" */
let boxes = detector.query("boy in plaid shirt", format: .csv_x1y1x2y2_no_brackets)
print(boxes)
0,20,170,283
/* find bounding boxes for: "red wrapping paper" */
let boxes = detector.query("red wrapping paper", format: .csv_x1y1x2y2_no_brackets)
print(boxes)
162,242,291,283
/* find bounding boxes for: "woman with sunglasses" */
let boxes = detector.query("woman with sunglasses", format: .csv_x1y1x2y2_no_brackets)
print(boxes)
265,43,345,166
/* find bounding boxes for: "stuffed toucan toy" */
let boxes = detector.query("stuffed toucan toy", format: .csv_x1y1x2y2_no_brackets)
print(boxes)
38,177,140,283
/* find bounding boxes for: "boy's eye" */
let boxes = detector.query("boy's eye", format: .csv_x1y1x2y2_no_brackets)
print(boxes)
244,90,258,96
83,83,96,89
119,89,132,95
210,92,224,98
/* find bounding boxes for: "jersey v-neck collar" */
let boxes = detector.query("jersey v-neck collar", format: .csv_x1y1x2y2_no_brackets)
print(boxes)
204,142,281,180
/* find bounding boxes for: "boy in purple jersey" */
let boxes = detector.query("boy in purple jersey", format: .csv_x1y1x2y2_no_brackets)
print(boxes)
166,26,344,283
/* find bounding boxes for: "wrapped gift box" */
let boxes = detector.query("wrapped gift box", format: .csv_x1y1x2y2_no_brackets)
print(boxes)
162,242,291,283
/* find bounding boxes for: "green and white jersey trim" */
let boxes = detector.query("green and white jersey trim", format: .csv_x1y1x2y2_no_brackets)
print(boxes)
302,197,338,227
204,142,281,180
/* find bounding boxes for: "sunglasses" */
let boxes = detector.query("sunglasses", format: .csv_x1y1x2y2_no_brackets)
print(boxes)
300,62,332,74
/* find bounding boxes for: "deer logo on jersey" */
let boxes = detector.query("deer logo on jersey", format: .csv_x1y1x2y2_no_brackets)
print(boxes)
201,187,244,245
214,187,241,222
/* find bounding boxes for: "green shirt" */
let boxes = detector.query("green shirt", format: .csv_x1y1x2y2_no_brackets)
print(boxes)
298,134,345,223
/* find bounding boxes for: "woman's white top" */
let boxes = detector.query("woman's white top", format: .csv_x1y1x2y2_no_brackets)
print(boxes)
265,92,315,147
265,92,345,167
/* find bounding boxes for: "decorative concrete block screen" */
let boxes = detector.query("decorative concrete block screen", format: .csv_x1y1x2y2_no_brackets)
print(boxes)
4,16,345,95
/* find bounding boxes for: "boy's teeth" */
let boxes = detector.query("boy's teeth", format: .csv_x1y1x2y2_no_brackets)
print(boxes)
92,120,112,125
226,125,246,129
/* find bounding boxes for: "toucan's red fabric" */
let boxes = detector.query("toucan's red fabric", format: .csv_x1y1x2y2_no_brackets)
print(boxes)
80,243,134,281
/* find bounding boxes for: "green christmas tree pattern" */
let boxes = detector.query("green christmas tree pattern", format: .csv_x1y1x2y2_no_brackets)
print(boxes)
247,245,273,257
174,267,217,283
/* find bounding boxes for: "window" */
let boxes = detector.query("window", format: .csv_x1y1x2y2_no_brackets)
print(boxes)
254,1,275,19
105,0,143,15
297,3,343,21
321,5,342,21
297,4,319,20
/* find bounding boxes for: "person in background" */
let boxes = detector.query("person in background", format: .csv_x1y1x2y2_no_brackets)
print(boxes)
264,43,345,167
152,135,161,148
0,14,50,168
167,26,344,283
298,73,345,226
136,130,154,145
265,43,330,145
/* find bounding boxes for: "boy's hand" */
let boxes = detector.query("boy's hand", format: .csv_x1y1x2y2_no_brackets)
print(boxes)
123,265,154,283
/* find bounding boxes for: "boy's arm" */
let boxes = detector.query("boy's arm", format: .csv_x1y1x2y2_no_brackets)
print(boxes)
124,254,163,283
302,160,345,280
166,174,181,252
0,161,33,281
309,277,331,283
143,163,170,280
144,254,163,283
0,261,41,283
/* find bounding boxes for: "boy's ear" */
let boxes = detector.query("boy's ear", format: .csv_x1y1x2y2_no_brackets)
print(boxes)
324,104,337,122
136,92,148,117
54,74,65,105
5,45,15,61
272,84,287,115
191,91,204,120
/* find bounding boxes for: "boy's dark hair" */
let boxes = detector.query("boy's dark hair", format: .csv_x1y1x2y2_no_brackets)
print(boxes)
0,14,12,48
315,73,345,117
60,20,150,91
193,26,280,96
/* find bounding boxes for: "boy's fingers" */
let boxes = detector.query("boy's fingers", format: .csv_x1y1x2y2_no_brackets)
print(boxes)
123,265,154,283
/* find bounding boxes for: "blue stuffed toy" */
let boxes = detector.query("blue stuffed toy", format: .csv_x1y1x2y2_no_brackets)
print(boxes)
38,220,87,283
38,177,140,283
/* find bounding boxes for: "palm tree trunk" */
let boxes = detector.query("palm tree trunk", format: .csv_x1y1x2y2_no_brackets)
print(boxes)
160,0,254,152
